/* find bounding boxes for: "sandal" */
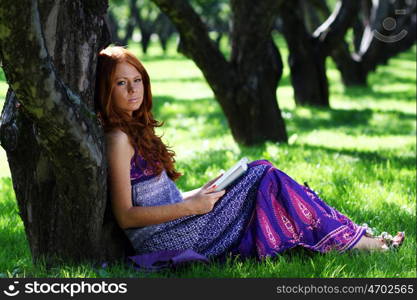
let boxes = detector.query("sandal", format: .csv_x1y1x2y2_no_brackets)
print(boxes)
378,231,405,250
360,224,405,251
390,232,405,249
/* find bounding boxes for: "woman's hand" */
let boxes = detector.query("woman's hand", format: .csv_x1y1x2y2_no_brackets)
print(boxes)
184,174,225,214
181,173,223,199
201,173,224,190
182,173,226,215
185,186,226,215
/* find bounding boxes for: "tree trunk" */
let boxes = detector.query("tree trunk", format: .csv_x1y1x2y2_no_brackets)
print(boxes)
300,0,324,34
280,0,360,106
107,0,137,46
280,0,329,106
106,10,123,45
134,5,156,55
140,32,153,54
226,39,287,145
357,0,417,74
154,13,176,54
313,0,416,87
151,0,287,145
0,0,132,266
330,43,368,86
120,0,138,46
305,0,368,86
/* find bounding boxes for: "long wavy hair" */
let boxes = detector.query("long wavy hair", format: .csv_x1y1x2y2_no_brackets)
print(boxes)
95,46,181,181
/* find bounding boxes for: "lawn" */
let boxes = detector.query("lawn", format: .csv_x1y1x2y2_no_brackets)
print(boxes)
0,36,415,278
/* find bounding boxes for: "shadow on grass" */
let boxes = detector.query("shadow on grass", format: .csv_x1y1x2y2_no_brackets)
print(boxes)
343,85,416,102
153,91,415,143
151,76,205,83
140,54,188,62
289,107,373,131
0,178,17,215
297,143,416,171
373,70,417,85
0,69,5,81
286,106,415,136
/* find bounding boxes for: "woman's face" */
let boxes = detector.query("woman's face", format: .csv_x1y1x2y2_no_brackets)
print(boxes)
111,61,144,116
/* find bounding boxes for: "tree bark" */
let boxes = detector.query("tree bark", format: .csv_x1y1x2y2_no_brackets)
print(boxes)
134,3,157,54
0,0,132,266
280,0,329,107
357,0,416,74
280,0,360,106
330,43,368,86
308,0,368,86
154,13,176,54
151,0,287,145
106,10,123,45
313,0,416,87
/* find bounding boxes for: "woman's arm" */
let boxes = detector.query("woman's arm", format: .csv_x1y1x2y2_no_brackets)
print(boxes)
181,188,201,199
106,130,225,229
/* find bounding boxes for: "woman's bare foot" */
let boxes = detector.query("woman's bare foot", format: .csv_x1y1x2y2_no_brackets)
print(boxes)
353,236,389,251
353,232,405,251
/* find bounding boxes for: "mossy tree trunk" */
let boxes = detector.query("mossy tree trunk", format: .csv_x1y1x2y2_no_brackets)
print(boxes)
0,0,132,267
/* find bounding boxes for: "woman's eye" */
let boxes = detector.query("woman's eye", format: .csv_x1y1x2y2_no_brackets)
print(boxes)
134,78,142,83
117,81,126,86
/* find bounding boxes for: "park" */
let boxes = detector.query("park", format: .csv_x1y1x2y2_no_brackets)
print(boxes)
0,0,415,278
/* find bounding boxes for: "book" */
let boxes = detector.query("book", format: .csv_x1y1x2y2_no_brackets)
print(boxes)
209,157,249,192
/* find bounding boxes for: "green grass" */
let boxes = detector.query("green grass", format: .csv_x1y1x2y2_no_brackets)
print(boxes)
0,36,415,278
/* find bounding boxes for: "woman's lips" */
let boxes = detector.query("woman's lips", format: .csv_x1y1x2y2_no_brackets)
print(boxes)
128,97,139,102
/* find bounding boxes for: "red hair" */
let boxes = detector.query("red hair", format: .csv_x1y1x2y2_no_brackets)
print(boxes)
95,46,181,181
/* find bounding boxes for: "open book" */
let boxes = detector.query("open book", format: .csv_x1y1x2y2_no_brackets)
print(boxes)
209,157,249,192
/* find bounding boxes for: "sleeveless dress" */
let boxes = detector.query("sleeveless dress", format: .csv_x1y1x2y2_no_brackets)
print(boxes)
124,148,366,260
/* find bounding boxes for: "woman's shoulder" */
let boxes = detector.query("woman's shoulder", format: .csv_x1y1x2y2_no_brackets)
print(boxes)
105,129,134,156
106,128,129,144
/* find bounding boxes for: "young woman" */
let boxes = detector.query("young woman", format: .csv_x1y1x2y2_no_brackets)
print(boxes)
95,46,404,261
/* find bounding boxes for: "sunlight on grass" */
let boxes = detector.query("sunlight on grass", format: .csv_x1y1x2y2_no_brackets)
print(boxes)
0,149,9,178
0,81,7,100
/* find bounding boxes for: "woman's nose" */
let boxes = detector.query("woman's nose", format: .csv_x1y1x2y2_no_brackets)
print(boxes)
128,81,137,93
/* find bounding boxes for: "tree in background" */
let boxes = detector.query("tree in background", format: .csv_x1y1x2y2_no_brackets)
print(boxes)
107,0,137,46
108,0,415,108
0,0,130,266
191,0,230,47
153,10,176,53
279,0,360,107
339,0,416,85
107,0,177,54
305,0,416,87
133,0,161,54
150,0,288,146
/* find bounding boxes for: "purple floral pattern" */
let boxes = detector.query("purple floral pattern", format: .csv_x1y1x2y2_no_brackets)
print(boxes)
130,147,158,185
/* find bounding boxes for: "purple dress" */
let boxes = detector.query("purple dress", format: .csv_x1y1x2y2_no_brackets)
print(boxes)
125,148,366,264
